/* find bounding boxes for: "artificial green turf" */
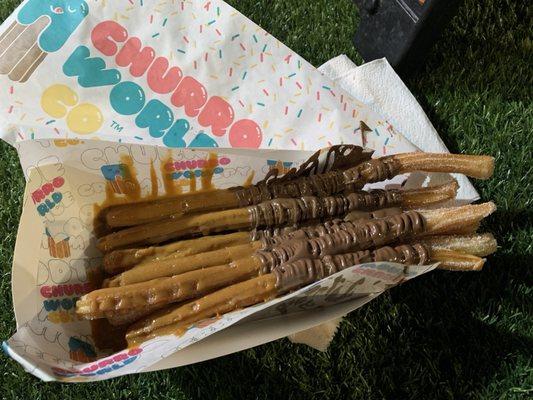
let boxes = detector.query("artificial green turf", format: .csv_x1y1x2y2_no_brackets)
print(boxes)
0,0,531,398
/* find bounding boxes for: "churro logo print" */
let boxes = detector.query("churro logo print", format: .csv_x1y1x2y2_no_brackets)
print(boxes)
56,20,263,148
38,256,95,324
68,337,96,363
40,279,92,324
32,175,65,217
0,0,89,82
41,84,104,134
267,160,293,175
52,348,143,377
351,263,404,284
101,163,136,194
164,156,231,181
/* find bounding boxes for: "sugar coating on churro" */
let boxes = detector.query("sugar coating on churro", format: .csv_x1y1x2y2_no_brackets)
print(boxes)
418,233,497,257
274,244,431,292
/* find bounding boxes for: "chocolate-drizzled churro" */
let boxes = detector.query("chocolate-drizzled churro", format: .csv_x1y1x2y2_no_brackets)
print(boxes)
126,236,495,346
97,181,459,252
101,152,491,229
78,203,495,320
103,207,404,274
106,207,404,287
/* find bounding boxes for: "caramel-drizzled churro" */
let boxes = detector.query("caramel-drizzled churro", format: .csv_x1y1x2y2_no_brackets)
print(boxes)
127,237,494,346
106,241,263,287
102,152,491,229
97,182,459,252
102,145,373,228
79,203,495,320
103,231,251,274
77,256,264,319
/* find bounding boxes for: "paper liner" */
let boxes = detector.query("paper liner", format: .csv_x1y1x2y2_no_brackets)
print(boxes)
4,139,438,382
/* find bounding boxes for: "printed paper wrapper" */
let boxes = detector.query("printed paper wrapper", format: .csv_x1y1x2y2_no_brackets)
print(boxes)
4,139,437,382
0,0,437,383
0,0,417,155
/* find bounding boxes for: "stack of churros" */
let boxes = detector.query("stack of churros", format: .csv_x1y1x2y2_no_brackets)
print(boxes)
76,147,497,349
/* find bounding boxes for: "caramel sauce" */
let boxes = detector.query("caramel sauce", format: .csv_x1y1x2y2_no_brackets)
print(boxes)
94,151,238,234
149,160,158,198
243,170,255,187
161,152,179,197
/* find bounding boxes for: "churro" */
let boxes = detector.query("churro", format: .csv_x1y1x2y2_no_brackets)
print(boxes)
101,145,373,228
103,231,251,274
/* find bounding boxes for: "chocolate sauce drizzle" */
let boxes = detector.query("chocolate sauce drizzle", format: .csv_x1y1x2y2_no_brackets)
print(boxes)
273,243,430,292
248,190,403,228
259,144,373,185
254,211,426,272
342,157,400,187
344,207,403,222
250,208,402,242
231,147,403,207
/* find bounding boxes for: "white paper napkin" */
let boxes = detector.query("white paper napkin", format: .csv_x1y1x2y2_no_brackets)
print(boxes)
319,55,479,202
288,55,480,351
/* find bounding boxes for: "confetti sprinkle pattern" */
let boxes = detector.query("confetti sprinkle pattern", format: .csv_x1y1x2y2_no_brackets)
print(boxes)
0,0,417,157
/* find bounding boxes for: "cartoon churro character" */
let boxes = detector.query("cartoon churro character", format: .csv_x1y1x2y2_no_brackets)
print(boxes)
101,164,130,195
45,226,71,259
0,0,89,82
68,337,96,362
267,159,293,175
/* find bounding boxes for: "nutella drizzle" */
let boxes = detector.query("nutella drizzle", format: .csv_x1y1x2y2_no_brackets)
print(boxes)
254,211,426,272
231,145,389,207
273,243,430,292
248,190,404,228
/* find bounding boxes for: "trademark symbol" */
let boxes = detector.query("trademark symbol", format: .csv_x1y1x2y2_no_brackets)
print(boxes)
111,121,123,132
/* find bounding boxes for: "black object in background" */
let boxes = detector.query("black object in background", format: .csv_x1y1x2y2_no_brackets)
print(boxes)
354,0,462,77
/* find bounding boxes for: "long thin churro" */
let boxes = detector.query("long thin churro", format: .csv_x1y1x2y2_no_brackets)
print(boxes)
78,203,495,320
97,182,460,252
102,152,492,229
126,237,495,346
106,242,263,287
416,233,497,258
103,231,251,274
